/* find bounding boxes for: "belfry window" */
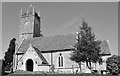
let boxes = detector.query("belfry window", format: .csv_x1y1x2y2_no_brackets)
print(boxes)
58,53,63,67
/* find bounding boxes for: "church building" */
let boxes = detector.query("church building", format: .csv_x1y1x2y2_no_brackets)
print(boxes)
13,5,111,73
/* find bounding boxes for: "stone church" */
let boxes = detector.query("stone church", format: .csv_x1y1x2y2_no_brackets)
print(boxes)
13,5,111,73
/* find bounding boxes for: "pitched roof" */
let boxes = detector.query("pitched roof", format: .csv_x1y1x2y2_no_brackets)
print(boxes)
99,40,111,56
17,34,111,55
17,34,76,53
17,45,49,66
33,47,49,65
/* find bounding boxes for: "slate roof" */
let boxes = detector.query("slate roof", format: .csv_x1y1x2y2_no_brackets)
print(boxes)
99,40,111,55
17,46,49,66
33,47,49,65
17,34,76,53
17,34,111,55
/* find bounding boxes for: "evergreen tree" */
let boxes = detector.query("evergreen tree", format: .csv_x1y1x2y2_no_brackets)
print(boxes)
4,38,16,70
70,20,102,70
2,59,5,75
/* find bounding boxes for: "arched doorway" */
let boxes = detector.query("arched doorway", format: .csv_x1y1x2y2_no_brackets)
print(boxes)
26,59,34,71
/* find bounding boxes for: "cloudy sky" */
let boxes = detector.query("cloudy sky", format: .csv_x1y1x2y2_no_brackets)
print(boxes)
1,2,118,59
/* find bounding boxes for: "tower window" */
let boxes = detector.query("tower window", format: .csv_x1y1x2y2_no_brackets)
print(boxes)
58,53,63,67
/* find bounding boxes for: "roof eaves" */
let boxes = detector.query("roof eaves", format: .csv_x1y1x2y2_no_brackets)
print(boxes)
33,47,49,65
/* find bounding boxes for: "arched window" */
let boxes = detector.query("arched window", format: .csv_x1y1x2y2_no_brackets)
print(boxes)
58,53,63,67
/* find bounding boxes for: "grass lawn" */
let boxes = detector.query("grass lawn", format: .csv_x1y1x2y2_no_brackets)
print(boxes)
2,73,120,76
2,70,120,76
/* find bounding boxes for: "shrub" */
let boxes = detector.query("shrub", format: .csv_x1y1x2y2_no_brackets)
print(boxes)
106,55,120,75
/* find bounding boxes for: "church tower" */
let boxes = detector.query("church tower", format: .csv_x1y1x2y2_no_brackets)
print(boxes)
19,5,42,44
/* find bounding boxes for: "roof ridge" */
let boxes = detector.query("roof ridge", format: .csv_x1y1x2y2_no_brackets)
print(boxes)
22,33,76,41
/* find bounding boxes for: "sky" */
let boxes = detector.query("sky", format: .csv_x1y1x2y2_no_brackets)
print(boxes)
1,2,118,59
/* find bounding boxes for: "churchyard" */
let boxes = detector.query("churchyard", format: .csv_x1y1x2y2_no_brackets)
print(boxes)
1,3,119,76
1,70,120,76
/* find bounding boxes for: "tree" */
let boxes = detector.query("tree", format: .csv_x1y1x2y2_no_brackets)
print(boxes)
4,38,16,71
2,59,5,75
70,20,102,70
106,55,120,75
